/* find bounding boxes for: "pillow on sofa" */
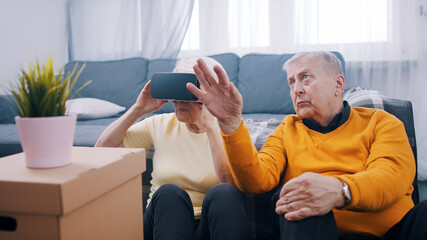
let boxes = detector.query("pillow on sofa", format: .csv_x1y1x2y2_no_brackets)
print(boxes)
66,98,126,120
343,87,385,109
245,117,282,150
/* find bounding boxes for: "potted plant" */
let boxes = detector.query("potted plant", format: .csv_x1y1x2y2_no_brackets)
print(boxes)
8,57,90,168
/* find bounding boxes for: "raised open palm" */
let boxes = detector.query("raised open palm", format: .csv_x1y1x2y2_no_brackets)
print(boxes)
187,59,244,134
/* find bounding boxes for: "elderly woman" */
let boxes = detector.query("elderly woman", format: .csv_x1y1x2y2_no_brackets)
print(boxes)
95,57,251,240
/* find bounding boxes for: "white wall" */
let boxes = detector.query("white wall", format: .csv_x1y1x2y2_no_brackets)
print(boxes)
0,0,67,92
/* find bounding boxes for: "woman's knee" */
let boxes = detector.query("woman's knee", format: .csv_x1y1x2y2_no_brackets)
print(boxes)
152,184,191,204
157,183,185,193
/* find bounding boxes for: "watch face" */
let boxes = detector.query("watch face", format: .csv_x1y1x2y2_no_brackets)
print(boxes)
343,183,352,204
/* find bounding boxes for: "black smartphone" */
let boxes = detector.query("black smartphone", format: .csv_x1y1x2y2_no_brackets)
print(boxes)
150,73,200,101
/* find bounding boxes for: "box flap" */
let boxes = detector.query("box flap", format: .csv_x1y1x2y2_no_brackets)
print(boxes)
0,147,145,215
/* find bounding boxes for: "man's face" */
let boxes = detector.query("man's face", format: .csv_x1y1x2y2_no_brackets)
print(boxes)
287,58,342,124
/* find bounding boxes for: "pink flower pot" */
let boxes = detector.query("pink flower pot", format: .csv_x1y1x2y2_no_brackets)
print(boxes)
15,115,77,169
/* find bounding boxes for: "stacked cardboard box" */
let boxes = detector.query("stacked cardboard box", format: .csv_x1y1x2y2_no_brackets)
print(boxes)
0,147,146,240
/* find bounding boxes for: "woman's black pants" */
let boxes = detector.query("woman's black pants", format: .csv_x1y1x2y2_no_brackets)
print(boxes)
143,183,252,240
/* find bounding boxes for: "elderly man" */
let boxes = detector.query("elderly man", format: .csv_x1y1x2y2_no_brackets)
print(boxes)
187,51,427,239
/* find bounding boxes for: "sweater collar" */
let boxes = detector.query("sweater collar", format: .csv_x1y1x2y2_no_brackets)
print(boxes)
302,101,350,134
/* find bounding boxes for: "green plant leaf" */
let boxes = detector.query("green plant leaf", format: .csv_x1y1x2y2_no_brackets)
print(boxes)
6,57,90,117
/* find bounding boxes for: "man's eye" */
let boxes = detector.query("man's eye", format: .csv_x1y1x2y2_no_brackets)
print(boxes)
289,80,295,86
303,75,309,79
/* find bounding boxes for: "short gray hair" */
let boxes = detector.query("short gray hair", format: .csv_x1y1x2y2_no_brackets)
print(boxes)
174,57,223,83
283,51,343,76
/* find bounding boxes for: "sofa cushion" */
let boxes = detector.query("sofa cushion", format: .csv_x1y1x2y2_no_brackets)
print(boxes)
0,123,110,157
0,124,21,157
242,113,287,150
238,54,295,114
209,53,240,86
75,116,121,125
73,125,109,147
0,95,17,124
64,57,149,110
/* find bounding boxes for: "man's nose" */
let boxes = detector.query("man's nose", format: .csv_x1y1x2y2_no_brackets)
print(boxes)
294,80,304,95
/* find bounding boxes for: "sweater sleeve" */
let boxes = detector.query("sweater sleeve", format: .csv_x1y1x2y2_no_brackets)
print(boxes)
221,119,287,193
123,116,155,149
337,112,415,211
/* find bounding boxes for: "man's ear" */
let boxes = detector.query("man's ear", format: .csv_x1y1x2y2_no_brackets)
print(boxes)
335,74,345,96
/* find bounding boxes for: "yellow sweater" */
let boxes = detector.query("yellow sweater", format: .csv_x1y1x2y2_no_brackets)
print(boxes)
222,107,415,237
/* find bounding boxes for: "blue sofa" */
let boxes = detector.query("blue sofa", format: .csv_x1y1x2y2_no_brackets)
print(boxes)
0,52,425,239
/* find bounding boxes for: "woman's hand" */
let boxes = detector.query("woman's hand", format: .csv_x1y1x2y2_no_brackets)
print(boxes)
132,80,167,116
95,80,166,148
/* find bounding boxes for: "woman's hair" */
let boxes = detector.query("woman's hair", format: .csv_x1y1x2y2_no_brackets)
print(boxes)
174,57,224,83
283,51,343,76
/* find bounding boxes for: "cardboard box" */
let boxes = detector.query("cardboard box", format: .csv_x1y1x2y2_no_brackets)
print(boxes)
0,147,146,240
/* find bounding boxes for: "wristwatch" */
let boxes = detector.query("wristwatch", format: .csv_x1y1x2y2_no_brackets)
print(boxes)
341,180,352,207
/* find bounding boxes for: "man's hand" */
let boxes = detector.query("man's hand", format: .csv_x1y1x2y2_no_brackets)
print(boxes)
275,172,345,221
187,59,243,134
132,80,167,116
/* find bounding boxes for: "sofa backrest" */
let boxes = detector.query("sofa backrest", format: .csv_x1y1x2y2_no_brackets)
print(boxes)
238,54,293,114
64,57,149,110
63,51,346,115
237,51,346,114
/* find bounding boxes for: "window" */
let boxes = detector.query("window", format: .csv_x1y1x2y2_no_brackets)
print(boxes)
294,0,389,45
181,0,199,50
228,0,270,48
180,0,270,54
179,0,392,59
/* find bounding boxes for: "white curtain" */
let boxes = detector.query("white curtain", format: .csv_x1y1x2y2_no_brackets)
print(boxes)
67,0,194,60
179,0,427,181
